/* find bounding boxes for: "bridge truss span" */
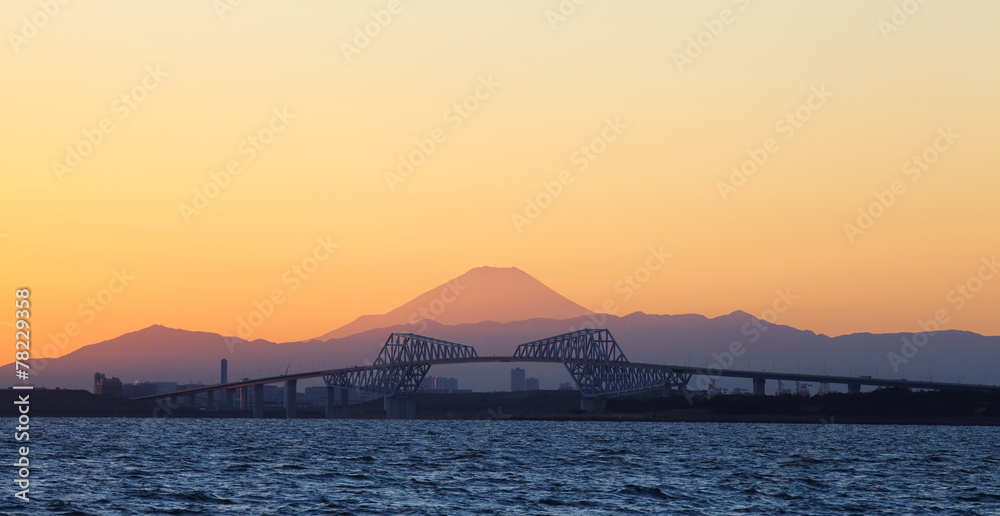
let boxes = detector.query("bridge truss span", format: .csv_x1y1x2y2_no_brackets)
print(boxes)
374,333,478,364
133,328,1000,420
513,329,628,363
323,333,476,397
561,361,692,397
514,329,690,397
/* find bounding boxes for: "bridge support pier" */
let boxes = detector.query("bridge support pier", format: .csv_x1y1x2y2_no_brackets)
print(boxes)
848,382,861,394
240,386,249,410
170,394,178,406
580,397,607,413
384,397,416,420
285,380,297,419
326,386,348,419
662,384,690,398
325,386,337,419
753,378,766,396
206,390,215,408
253,384,264,418
224,389,234,410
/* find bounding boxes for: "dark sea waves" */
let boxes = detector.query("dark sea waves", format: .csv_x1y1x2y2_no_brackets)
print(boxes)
3,419,999,515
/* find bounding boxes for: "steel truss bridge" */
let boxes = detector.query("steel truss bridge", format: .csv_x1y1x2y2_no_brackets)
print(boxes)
132,329,998,419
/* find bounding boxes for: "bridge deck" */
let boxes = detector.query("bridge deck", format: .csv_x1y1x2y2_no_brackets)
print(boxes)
131,356,997,401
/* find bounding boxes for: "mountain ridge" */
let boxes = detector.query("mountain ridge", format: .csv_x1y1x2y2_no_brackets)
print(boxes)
6,266,998,392
6,312,998,392
315,266,592,340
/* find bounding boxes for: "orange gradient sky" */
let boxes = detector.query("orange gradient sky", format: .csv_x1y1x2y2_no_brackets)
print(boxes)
2,0,999,358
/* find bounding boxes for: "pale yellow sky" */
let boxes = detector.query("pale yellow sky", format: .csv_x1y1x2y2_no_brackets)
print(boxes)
2,0,998,357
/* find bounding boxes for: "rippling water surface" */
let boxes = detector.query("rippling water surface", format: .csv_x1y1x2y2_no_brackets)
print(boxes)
4,418,999,515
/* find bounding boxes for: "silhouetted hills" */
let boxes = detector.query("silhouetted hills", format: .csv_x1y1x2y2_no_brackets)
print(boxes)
3,267,997,392
5,312,998,393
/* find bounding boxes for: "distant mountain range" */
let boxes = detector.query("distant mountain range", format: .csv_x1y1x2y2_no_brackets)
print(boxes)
5,267,998,393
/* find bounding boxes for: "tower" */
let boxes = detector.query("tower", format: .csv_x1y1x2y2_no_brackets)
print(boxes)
510,367,525,392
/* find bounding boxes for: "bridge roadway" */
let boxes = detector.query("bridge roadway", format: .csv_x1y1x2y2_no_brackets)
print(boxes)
133,355,998,418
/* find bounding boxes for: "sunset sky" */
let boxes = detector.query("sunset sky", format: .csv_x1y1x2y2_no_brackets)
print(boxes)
2,0,998,359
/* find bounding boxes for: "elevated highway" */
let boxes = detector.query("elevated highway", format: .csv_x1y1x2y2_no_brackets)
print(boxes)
132,329,998,418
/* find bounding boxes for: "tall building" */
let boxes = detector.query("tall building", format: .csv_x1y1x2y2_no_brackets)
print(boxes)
220,359,228,384
93,372,123,397
525,378,540,391
511,368,526,392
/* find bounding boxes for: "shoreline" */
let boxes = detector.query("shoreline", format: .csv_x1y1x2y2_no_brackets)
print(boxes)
5,388,999,426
